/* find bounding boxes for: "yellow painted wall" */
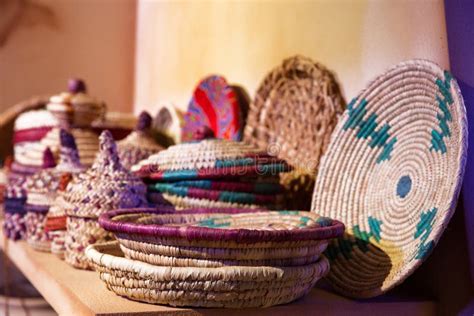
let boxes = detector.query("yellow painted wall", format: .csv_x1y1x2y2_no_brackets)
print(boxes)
134,0,449,114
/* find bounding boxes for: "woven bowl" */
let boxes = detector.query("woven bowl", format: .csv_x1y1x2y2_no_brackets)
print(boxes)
86,241,330,308
99,208,344,267
311,59,467,298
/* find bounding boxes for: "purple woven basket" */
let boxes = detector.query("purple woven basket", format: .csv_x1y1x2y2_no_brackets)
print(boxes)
99,207,345,244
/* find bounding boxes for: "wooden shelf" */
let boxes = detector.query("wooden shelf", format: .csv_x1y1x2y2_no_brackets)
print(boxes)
0,227,437,316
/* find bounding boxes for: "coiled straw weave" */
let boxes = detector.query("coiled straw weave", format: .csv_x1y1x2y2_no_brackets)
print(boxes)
86,242,330,308
244,55,345,174
311,59,467,298
99,208,343,268
244,55,345,210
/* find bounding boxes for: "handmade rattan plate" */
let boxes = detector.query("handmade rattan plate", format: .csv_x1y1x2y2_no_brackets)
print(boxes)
311,59,467,298
244,55,345,173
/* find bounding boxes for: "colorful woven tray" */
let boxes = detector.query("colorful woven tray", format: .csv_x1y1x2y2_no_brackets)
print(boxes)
311,59,467,298
147,183,281,205
144,163,291,181
244,55,345,174
182,75,245,142
166,179,283,194
86,241,329,308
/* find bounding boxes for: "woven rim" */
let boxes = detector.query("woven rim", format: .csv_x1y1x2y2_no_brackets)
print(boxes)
182,75,244,142
244,55,345,174
311,59,468,298
99,208,344,243
86,241,329,308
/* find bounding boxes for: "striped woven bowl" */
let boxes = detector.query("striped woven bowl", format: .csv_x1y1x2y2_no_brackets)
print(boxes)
98,208,344,267
86,241,330,308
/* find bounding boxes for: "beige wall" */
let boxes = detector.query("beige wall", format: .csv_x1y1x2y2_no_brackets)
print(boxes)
0,0,136,113
134,0,448,114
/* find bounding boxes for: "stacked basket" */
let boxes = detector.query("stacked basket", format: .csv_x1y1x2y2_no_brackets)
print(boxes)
87,207,345,308
131,134,291,210
62,131,147,270
34,78,103,167
43,130,86,257
24,130,86,251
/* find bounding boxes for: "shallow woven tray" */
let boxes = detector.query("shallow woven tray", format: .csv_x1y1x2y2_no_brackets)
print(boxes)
311,59,467,298
86,242,330,308
143,163,291,182
99,208,344,252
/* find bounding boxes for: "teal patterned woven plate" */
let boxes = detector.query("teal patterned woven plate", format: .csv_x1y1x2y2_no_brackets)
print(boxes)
311,59,467,298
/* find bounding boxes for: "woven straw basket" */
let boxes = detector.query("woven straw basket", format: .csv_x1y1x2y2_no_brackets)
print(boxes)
244,55,345,209
98,208,344,268
86,241,330,308
311,59,467,298
244,55,345,172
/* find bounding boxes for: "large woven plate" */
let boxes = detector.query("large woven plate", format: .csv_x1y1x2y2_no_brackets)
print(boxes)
311,59,467,298
182,75,244,141
244,55,345,173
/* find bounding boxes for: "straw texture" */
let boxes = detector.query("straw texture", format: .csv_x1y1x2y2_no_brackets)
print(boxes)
244,55,345,174
99,208,343,268
63,131,147,219
64,131,146,269
46,79,106,128
65,216,115,270
311,59,467,298
86,242,330,308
